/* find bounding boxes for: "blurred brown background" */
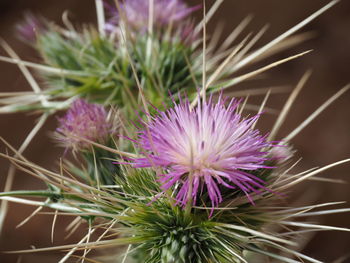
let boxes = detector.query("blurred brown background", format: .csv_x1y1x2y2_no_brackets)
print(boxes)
0,0,349,262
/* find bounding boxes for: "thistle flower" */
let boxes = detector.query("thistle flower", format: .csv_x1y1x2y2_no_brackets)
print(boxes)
16,13,47,43
132,95,276,211
105,0,199,40
56,99,117,151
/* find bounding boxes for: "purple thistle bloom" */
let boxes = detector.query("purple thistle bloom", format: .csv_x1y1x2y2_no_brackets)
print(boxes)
132,95,277,213
56,99,115,151
104,0,200,39
16,13,47,43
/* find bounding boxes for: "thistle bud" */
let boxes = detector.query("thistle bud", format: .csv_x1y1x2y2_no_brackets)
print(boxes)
56,99,118,151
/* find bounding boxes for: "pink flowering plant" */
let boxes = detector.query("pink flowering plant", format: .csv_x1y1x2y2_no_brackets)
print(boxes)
0,0,349,262
131,96,276,214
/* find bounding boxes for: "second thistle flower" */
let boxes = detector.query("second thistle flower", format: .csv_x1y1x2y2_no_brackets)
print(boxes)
105,0,200,41
56,99,118,151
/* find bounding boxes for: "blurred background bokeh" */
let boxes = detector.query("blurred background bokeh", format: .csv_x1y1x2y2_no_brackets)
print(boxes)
0,0,349,262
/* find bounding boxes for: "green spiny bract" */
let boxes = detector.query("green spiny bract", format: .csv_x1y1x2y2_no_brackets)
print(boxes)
33,26,199,117
125,206,245,263
104,168,283,263
82,145,121,186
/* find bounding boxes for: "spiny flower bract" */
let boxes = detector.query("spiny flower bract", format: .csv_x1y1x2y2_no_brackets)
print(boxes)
56,99,115,151
132,95,277,212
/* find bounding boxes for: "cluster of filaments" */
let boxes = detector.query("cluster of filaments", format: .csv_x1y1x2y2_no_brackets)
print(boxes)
132,96,278,212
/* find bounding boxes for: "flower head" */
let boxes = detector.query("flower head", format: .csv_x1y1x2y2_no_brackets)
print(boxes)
105,0,200,40
56,99,116,151
16,13,47,43
132,95,276,212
